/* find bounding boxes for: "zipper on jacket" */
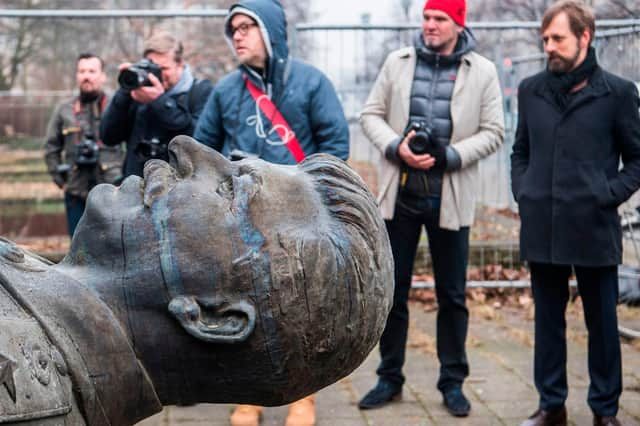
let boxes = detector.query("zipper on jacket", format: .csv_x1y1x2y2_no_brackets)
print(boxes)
427,55,440,124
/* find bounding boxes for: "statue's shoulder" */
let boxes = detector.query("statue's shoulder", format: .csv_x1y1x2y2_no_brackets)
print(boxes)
0,238,85,425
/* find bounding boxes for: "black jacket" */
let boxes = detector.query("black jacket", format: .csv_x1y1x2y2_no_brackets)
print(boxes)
101,79,212,177
511,67,640,266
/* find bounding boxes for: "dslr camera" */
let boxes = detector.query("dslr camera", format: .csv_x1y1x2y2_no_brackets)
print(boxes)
404,122,434,155
136,137,168,161
118,59,163,91
74,134,100,166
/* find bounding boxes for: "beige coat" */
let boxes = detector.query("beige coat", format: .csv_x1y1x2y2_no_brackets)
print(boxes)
360,46,505,230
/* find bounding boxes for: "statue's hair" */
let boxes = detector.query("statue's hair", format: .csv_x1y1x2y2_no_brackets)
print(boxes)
297,153,384,269
248,153,393,401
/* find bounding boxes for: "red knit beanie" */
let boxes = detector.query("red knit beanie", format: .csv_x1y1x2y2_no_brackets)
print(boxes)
423,0,466,27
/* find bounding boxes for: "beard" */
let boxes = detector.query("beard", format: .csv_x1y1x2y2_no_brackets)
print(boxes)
547,44,582,73
424,35,452,54
79,88,101,103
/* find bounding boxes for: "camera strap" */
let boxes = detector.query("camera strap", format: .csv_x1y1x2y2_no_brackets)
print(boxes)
243,75,305,163
73,94,106,145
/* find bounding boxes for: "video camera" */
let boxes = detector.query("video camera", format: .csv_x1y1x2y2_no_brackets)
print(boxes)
118,59,163,91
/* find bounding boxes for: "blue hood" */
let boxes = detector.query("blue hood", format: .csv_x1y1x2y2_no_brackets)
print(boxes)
224,0,290,93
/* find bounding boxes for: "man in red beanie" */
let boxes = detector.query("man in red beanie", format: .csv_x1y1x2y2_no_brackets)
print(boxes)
358,0,504,417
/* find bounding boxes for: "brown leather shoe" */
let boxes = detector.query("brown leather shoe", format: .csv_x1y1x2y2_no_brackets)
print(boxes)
285,394,316,426
230,404,263,426
520,406,567,426
593,415,622,426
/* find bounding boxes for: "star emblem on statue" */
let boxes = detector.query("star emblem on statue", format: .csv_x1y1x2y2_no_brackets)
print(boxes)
0,353,17,403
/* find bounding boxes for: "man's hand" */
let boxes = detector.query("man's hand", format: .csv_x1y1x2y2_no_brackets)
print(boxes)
130,73,165,104
398,130,436,170
52,173,66,190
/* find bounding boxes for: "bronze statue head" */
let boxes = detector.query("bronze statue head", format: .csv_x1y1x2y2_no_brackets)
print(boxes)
63,135,393,406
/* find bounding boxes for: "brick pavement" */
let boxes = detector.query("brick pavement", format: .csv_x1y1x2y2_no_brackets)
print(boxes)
137,301,640,426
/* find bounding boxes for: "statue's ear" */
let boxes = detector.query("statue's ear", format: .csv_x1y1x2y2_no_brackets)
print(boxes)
168,296,256,344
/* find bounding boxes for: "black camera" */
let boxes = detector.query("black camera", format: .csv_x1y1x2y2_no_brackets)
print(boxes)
118,59,163,91
405,122,434,155
228,149,259,161
136,137,168,161
75,135,100,166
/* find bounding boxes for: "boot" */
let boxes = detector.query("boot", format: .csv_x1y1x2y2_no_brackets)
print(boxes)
285,394,316,426
230,404,263,426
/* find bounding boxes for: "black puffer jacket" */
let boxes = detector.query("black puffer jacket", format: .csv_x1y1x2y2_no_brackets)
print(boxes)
400,29,474,197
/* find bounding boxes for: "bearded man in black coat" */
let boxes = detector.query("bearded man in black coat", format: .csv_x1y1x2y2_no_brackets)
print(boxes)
511,1,640,425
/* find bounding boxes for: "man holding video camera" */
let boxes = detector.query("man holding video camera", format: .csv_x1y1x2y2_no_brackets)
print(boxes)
357,0,504,417
101,31,212,178
45,53,124,236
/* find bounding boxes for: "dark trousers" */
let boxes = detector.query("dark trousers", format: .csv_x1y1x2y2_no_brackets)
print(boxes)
377,198,470,392
64,192,86,237
530,262,621,416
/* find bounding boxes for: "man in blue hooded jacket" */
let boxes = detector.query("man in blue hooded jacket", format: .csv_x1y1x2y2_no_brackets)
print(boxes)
195,2,348,425
194,0,349,165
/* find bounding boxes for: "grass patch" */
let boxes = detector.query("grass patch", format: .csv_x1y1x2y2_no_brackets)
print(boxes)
0,199,64,217
0,136,43,151
0,173,50,183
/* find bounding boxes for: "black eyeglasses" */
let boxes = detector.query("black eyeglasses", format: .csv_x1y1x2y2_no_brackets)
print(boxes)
230,22,257,37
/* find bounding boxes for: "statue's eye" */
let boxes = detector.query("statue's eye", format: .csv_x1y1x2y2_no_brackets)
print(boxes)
217,176,234,198
238,164,263,186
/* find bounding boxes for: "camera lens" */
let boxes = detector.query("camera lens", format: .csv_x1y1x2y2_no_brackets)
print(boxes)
118,68,144,91
408,131,431,155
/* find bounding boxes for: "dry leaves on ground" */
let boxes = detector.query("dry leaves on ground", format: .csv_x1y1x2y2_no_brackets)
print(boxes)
410,286,537,321
467,265,530,281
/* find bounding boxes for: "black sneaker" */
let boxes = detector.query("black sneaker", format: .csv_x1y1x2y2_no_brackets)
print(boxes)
357,380,402,409
442,387,471,417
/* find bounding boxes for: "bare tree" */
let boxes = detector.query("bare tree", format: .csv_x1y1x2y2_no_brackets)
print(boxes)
597,0,640,18
0,0,43,90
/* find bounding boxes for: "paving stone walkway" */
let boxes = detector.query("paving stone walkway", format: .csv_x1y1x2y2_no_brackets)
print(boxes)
137,301,640,426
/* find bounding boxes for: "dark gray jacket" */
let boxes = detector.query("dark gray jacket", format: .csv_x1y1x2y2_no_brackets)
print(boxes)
44,94,124,198
403,30,474,196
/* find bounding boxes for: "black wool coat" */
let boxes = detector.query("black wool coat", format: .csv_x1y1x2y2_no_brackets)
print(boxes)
511,67,640,266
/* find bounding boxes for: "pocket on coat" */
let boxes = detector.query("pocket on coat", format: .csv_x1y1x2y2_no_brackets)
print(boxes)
592,170,617,208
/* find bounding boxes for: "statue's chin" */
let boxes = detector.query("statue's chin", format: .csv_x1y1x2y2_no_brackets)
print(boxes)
69,179,146,264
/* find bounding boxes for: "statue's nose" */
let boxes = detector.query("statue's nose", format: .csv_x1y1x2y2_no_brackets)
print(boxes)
168,135,234,179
